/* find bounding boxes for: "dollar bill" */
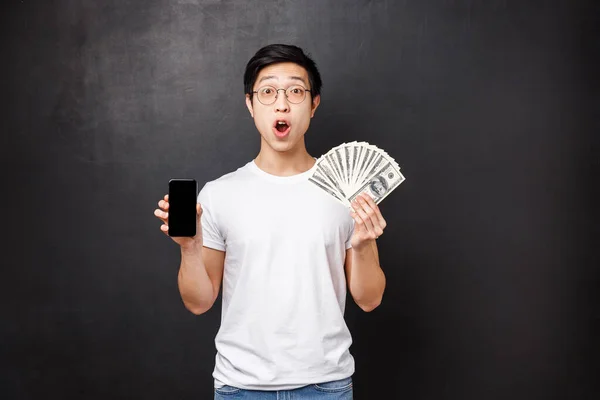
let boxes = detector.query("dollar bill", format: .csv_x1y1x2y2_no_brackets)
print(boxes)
316,160,347,198
309,170,349,206
348,161,405,205
308,142,405,207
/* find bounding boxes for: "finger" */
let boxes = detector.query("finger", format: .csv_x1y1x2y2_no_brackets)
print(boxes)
357,197,380,230
356,197,383,238
363,194,386,228
164,194,169,201
158,199,170,211
360,194,386,231
350,210,366,234
160,224,169,233
154,208,168,223
352,199,376,236
350,210,362,226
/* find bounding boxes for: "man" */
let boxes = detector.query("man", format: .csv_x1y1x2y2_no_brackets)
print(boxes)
154,44,387,399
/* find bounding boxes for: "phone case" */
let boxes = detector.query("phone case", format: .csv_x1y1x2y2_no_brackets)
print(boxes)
168,178,198,237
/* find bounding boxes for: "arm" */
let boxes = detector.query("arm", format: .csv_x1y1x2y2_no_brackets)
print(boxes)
345,194,387,312
154,195,225,315
178,245,225,315
345,241,386,312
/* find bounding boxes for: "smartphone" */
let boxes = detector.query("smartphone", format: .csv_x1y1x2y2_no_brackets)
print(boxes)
168,178,198,237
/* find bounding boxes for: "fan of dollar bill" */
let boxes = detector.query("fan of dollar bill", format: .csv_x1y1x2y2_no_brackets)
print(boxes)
308,141,405,207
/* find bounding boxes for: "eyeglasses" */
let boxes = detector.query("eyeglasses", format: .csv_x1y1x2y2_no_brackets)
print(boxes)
252,85,312,105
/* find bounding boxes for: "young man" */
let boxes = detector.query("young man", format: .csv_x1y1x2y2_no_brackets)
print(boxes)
154,44,387,399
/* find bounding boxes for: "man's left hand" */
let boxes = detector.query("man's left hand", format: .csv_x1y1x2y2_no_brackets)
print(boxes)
349,193,387,251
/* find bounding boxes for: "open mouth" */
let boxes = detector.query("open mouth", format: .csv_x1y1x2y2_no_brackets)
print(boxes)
274,120,291,136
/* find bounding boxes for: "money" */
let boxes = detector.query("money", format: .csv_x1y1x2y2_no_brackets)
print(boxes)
308,142,405,207
347,162,404,204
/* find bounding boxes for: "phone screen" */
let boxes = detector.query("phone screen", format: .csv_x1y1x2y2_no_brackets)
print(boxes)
168,179,197,237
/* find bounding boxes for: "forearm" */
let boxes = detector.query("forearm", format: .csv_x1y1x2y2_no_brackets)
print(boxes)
177,245,214,314
350,240,386,311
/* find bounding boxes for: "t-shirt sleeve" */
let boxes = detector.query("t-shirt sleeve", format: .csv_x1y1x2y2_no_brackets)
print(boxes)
345,217,355,250
197,182,226,252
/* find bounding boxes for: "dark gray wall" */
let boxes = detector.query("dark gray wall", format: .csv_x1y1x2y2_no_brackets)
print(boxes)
1,0,597,399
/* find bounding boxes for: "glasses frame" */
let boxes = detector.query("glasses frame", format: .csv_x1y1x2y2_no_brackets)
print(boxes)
251,85,312,105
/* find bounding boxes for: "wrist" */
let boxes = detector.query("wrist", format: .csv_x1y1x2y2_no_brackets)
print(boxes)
180,240,203,255
351,239,374,253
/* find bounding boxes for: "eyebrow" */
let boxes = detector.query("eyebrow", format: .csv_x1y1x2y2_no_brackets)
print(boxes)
258,75,308,85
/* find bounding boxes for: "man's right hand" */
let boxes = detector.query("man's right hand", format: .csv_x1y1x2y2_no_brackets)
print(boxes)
154,194,203,249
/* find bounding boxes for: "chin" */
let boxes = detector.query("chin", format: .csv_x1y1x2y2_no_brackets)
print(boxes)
260,132,302,152
268,140,297,153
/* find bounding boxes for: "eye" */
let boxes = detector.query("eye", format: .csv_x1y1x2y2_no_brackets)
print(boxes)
261,87,273,94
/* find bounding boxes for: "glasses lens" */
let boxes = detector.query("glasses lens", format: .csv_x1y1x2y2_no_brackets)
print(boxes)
255,86,308,105
286,86,306,104
257,86,277,104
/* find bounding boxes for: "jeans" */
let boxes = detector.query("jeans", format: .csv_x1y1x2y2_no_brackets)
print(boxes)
214,376,353,399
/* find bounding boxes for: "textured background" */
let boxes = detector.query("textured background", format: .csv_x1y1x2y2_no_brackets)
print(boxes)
1,0,597,399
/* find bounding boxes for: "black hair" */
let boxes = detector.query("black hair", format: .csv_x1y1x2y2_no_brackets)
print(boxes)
243,44,322,101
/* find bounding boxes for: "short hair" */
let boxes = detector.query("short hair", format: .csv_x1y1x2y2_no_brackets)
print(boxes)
243,44,323,101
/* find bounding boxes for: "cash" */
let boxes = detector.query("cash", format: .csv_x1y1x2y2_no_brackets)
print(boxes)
308,141,405,207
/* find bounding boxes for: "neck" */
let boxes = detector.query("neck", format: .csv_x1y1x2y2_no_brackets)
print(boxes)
254,138,315,177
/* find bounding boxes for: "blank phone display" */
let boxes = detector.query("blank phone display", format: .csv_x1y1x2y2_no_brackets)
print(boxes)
168,179,197,237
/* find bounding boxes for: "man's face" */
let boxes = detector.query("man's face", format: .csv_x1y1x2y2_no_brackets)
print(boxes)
245,62,320,153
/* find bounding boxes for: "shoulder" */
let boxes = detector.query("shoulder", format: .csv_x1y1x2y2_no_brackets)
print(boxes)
198,161,253,199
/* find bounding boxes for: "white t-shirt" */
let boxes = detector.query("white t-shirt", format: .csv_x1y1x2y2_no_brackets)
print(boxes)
197,160,356,391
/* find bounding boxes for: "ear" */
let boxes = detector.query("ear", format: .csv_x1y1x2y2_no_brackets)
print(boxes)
310,94,321,118
245,94,254,118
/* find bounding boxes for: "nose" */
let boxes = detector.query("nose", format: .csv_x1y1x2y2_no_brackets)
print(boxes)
274,89,289,112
